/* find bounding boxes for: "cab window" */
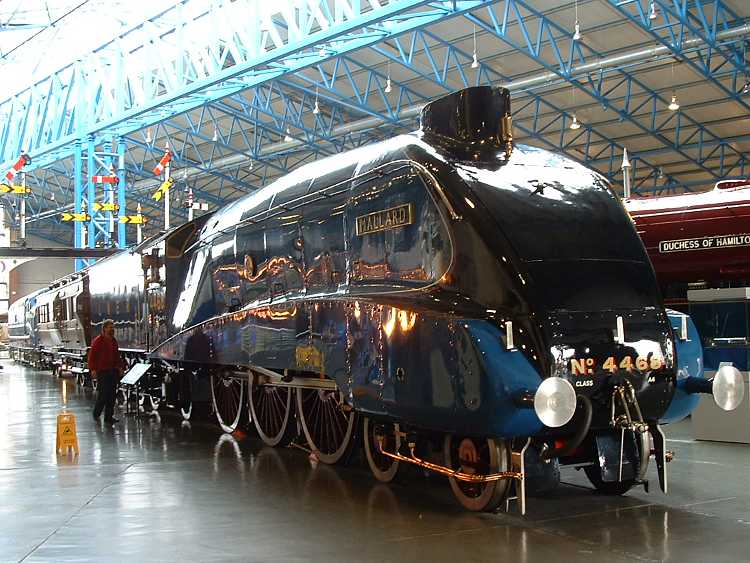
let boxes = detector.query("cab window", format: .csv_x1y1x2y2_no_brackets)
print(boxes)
347,164,451,291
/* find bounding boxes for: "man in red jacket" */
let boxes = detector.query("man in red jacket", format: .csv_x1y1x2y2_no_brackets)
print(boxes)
89,319,124,424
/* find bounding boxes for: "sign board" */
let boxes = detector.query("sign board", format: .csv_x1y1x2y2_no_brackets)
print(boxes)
659,234,750,253
121,362,152,385
93,202,119,212
0,183,31,194
56,412,79,454
119,215,147,224
61,212,90,222
355,203,414,236
152,177,175,201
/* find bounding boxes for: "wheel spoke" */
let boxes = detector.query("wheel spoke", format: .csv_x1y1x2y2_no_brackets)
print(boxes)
250,381,293,447
211,374,244,433
297,388,355,465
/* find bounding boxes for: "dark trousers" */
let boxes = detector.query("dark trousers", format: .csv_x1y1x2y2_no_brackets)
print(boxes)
93,369,118,420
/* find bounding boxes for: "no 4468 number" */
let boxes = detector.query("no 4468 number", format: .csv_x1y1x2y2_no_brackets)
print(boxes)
571,355,664,376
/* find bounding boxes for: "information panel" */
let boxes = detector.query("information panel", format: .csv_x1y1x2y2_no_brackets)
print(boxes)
121,363,152,385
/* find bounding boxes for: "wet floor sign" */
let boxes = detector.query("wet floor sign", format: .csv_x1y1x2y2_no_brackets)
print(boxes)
56,412,79,455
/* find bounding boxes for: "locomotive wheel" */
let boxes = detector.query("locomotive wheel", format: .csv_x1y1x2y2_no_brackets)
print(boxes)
249,381,295,447
138,392,161,412
116,387,128,408
582,465,635,495
210,373,245,433
363,418,401,483
296,388,356,465
148,394,162,411
443,435,511,512
179,372,193,421
583,431,642,495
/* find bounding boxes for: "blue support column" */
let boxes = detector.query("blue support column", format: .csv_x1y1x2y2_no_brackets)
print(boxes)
117,137,126,247
101,139,112,249
86,136,95,253
74,140,85,272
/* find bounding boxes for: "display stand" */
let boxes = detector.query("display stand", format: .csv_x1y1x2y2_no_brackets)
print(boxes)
119,363,152,415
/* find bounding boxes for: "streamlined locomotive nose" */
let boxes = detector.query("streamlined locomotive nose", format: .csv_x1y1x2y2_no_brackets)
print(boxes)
546,309,677,426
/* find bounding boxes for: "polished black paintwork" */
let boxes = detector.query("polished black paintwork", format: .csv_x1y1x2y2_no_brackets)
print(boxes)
420,87,512,159
152,87,676,433
9,86,679,437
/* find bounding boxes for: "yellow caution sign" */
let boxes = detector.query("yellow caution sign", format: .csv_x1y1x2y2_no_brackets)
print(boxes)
119,214,147,224
0,183,31,194
56,412,79,455
152,177,174,201
93,202,119,212
61,212,90,222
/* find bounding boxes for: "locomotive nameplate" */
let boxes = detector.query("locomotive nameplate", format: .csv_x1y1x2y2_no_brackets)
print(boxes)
659,234,750,253
355,203,413,236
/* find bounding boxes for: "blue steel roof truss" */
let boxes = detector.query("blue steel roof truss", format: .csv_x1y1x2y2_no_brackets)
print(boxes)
466,0,749,183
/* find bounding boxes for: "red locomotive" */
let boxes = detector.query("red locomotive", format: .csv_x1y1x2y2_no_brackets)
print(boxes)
625,180,750,292
626,180,750,375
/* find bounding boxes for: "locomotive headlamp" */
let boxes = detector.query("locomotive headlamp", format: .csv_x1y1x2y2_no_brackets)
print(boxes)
534,377,577,428
712,365,745,411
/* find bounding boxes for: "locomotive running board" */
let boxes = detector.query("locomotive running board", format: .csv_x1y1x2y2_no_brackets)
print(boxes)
251,366,337,391
376,437,527,515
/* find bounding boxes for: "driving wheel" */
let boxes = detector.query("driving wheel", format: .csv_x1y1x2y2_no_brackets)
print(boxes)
296,387,356,465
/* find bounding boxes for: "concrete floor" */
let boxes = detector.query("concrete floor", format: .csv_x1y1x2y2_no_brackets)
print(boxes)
1,360,749,563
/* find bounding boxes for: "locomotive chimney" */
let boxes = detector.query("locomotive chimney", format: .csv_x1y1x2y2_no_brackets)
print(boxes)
420,86,513,159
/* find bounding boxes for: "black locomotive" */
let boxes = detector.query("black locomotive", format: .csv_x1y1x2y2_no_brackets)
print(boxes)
8,87,743,512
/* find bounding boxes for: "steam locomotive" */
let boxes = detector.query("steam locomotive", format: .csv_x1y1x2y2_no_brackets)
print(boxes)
8,87,744,512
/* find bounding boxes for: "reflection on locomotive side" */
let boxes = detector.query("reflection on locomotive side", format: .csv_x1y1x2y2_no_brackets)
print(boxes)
381,307,418,339
8,86,744,513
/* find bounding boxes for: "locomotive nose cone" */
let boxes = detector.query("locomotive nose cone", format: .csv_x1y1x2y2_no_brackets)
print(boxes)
534,377,577,428
713,365,745,411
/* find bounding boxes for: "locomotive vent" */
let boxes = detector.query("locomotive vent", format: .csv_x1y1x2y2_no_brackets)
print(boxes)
420,86,513,158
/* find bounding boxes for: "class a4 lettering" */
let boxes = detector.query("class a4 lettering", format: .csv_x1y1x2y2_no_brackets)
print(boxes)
356,203,414,236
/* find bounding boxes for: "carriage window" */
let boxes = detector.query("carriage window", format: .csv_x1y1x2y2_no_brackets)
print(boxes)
54,297,66,321
236,226,269,306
